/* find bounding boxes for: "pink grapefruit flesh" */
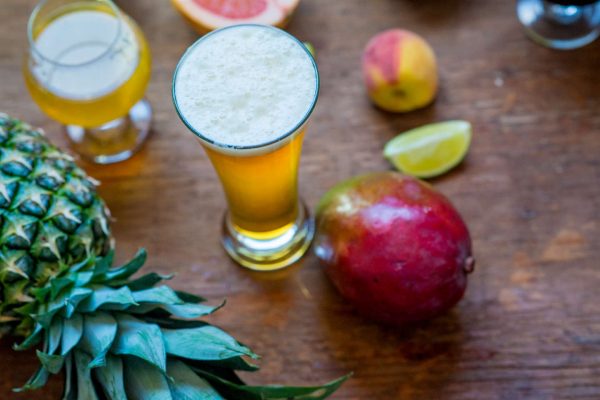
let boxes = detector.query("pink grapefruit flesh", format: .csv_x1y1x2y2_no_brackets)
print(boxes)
172,0,301,33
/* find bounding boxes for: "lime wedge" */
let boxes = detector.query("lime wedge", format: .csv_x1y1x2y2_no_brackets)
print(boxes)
383,120,472,178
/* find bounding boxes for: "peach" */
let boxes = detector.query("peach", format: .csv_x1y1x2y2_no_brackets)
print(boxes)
362,29,438,113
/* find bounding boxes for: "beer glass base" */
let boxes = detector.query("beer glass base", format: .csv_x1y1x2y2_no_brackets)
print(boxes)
221,202,316,272
517,0,600,50
64,98,152,164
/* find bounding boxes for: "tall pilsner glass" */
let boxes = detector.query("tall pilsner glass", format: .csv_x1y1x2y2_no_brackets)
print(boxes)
172,25,319,271
24,0,152,163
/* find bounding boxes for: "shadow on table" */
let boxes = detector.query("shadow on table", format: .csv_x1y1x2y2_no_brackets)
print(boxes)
401,0,479,23
366,92,440,147
0,335,63,399
317,279,466,398
239,257,308,283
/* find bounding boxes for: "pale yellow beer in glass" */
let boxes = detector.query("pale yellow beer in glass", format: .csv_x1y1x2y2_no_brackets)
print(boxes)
172,25,319,271
24,0,152,163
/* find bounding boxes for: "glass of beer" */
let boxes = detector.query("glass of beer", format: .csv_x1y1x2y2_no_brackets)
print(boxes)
172,25,319,271
24,0,152,164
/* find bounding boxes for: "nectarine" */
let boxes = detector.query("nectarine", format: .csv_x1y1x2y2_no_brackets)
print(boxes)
362,29,438,113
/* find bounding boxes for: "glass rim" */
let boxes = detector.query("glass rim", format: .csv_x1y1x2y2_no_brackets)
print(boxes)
27,0,124,68
171,24,320,152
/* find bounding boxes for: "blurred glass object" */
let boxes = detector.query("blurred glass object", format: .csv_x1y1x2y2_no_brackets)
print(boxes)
517,0,600,49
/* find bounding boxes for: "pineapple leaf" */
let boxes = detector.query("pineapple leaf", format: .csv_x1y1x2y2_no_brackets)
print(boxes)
190,356,260,373
14,315,35,337
33,309,57,329
78,312,117,369
93,250,114,277
13,366,49,392
198,370,352,400
112,314,167,372
13,322,42,350
118,272,174,291
61,313,83,356
94,354,127,400
162,325,258,361
72,270,94,287
187,365,244,386
48,315,62,354
12,301,36,318
50,277,74,300
129,300,224,319
132,285,184,305
62,355,76,400
167,360,224,399
97,248,147,283
36,350,64,374
69,257,95,274
64,287,93,318
175,290,206,304
36,286,87,328
142,317,210,330
30,286,51,302
74,350,100,400
78,285,136,313
124,356,173,400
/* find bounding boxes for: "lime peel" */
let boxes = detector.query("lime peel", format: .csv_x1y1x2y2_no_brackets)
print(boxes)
383,120,472,178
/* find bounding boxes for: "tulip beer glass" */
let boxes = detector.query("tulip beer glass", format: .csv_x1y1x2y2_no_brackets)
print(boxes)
24,0,152,163
173,25,319,271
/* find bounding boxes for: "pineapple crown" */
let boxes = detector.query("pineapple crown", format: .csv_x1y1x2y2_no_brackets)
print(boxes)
13,249,347,399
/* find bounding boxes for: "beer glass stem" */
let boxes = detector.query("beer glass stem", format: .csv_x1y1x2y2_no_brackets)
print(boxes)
64,98,152,164
516,0,600,49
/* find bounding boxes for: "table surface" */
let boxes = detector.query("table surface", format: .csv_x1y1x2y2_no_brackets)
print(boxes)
2,0,600,399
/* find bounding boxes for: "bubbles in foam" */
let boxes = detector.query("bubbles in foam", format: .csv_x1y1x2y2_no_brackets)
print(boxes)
174,25,317,148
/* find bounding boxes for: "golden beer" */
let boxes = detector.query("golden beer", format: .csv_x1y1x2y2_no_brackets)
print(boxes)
204,131,305,236
24,0,152,163
173,25,319,271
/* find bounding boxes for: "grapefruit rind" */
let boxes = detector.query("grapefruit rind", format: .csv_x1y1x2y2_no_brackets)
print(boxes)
171,0,301,34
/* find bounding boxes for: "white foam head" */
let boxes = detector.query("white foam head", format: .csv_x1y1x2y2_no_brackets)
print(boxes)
173,25,318,150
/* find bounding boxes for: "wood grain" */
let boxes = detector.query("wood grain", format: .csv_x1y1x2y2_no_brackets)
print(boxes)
2,0,600,399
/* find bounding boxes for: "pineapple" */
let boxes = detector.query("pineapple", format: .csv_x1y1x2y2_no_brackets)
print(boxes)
0,114,111,337
0,114,347,399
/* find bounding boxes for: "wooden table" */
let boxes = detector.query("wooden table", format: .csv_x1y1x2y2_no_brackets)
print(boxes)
2,0,600,399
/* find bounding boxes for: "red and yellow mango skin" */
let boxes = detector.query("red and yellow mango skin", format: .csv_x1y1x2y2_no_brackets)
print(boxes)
362,29,438,113
315,172,473,326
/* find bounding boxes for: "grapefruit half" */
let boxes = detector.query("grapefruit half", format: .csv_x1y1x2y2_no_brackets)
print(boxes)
171,0,301,33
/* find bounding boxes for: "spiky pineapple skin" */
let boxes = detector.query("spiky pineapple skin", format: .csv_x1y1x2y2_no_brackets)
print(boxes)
0,113,111,334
